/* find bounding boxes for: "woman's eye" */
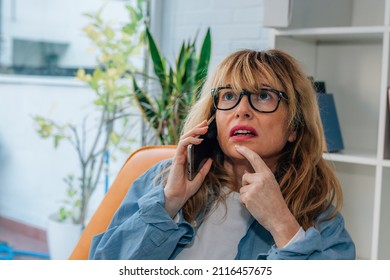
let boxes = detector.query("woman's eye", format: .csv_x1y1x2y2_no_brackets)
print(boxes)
258,91,271,100
222,92,236,101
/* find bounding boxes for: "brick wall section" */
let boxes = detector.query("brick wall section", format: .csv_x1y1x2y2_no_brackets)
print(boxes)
0,216,47,242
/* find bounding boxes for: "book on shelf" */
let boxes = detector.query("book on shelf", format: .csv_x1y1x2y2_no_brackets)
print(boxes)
386,87,390,159
314,81,344,153
388,87,390,112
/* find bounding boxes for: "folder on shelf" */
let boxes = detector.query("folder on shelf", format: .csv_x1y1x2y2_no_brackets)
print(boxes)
317,92,344,153
386,87,390,158
388,87,390,111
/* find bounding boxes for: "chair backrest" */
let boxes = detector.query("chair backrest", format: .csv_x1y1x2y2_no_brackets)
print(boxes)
69,145,176,259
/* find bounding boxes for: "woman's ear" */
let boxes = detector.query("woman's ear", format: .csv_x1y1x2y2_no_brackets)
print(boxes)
288,117,300,143
287,130,297,143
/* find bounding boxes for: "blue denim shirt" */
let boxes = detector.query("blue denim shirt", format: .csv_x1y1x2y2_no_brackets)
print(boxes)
89,159,356,260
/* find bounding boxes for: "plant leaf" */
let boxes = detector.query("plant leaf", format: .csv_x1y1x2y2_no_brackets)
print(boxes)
132,77,159,130
176,42,186,77
54,135,64,148
110,131,120,145
195,28,211,86
146,27,167,89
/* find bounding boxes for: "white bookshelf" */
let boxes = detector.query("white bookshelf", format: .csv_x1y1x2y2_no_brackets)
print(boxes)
269,0,390,259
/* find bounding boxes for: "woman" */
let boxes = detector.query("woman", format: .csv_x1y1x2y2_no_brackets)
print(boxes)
89,49,356,260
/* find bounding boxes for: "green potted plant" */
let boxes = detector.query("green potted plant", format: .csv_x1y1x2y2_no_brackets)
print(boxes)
33,2,146,259
132,27,212,145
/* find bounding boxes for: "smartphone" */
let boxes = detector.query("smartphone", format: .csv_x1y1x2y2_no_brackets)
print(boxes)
187,116,218,181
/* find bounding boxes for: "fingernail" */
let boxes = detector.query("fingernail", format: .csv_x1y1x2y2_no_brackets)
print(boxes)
235,144,241,149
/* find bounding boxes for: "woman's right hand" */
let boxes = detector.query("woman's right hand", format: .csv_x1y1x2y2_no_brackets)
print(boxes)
164,120,213,218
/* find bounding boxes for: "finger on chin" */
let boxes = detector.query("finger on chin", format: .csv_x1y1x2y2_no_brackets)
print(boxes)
235,144,269,173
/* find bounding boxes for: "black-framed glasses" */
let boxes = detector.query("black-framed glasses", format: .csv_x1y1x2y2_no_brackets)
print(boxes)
211,86,288,113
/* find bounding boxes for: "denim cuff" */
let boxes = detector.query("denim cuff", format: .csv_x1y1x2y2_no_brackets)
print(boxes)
138,185,195,246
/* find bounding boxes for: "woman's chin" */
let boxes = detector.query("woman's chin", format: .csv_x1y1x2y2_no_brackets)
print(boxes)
225,150,248,161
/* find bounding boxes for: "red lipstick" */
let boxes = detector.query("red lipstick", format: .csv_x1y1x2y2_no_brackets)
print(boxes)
229,125,258,140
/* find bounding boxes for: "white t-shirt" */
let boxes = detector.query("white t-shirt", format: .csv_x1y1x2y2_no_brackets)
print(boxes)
175,188,251,260
174,187,306,260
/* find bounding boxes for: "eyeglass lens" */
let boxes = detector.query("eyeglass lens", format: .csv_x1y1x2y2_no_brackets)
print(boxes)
215,88,281,112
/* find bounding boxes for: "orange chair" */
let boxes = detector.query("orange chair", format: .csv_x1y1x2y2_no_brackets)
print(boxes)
69,145,176,260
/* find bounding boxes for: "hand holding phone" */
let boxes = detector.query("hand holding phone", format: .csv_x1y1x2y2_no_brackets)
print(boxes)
187,116,219,181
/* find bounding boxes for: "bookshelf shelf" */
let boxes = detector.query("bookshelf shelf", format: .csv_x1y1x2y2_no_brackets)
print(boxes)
323,152,378,166
273,26,386,42
382,160,390,168
269,0,390,260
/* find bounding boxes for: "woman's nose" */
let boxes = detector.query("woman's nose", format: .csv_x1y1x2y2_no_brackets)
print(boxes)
235,95,253,119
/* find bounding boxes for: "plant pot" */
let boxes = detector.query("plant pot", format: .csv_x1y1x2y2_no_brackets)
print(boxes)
47,214,82,260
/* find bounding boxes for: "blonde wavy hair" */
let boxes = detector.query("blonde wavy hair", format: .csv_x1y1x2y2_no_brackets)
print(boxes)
160,49,342,230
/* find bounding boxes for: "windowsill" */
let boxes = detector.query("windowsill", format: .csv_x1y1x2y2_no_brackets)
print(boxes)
0,74,86,87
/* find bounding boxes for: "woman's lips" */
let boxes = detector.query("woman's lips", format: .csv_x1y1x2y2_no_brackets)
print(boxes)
229,125,258,140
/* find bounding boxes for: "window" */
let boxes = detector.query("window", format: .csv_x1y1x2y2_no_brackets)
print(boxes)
0,0,145,77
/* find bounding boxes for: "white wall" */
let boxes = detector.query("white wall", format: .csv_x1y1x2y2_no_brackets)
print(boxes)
154,0,271,72
0,0,271,231
0,76,142,229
